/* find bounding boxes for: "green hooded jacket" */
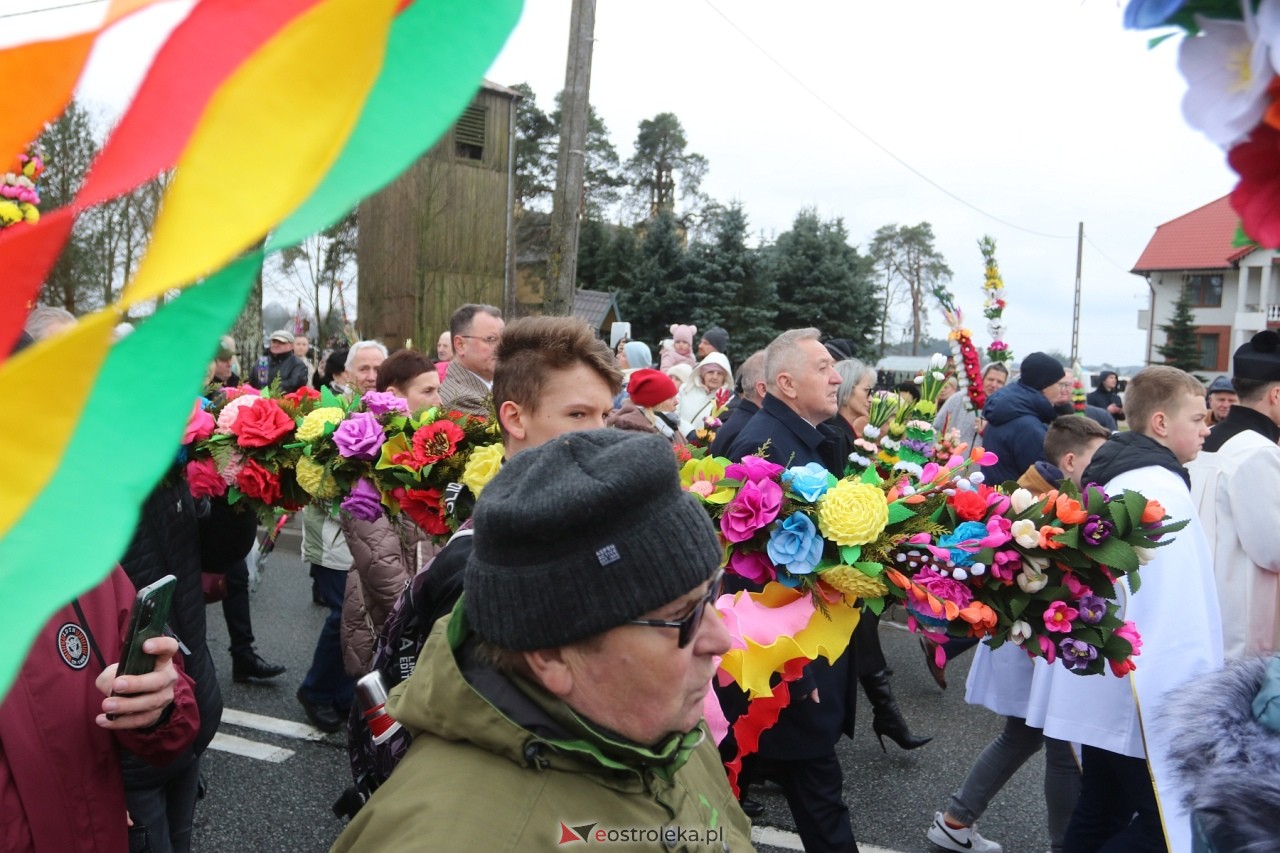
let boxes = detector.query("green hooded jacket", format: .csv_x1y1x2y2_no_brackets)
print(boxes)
332,605,754,852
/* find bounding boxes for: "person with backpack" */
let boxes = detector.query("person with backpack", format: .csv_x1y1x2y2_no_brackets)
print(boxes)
339,316,623,811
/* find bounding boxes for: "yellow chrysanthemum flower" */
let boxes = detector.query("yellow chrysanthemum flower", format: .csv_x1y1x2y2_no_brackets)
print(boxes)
821,566,888,600
0,200,21,225
816,480,888,547
20,203,38,224
295,407,345,443
460,442,504,497
295,455,339,499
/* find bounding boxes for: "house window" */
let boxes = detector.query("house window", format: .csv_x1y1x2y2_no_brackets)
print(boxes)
454,105,487,161
1185,274,1223,307
1196,332,1220,371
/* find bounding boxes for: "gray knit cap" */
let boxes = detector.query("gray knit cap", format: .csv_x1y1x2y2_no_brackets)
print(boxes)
464,430,722,651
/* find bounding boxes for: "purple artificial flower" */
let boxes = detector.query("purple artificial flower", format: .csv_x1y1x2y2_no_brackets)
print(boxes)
1081,514,1115,546
332,412,387,460
362,390,410,416
1059,638,1099,672
720,478,783,543
1076,594,1107,625
341,478,384,522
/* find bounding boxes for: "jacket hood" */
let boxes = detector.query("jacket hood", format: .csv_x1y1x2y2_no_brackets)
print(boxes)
1080,431,1189,489
982,380,1056,428
689,352,733,390
1095,370,1118,388
388,604,705,788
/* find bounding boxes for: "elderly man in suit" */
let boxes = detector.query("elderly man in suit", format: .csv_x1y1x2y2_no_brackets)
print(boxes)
439,303,504,417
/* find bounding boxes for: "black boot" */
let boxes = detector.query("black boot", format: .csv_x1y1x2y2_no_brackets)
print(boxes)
232,651,287,683
860,670,932,751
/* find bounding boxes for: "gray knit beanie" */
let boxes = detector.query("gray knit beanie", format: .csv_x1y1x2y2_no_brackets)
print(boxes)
464,430,722,650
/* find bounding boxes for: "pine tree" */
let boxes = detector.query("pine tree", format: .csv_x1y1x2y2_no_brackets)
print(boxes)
1156,285,1203,373
686,204,776,362
613,210,688,344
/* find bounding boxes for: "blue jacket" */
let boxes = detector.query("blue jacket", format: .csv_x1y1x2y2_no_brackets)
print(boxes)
981,381,1057,485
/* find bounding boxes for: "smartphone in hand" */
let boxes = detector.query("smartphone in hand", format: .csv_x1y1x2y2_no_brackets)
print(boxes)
109,574,176,719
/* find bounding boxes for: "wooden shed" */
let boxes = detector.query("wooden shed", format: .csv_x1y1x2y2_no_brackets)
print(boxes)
356,81,519,350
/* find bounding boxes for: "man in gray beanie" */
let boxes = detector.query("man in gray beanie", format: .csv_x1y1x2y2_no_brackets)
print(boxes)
333,430,753,852
980,352,1070,483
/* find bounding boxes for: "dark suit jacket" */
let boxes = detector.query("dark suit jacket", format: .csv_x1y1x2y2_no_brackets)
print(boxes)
708,397,757,457
439,364,492,418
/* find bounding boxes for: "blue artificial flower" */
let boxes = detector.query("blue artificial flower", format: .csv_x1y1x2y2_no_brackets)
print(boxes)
782,462,833,503
936,521,990,567
1123,0,1186,29
766,512,824,575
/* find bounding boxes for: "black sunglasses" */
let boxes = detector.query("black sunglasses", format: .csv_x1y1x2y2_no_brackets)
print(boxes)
628,569,725,648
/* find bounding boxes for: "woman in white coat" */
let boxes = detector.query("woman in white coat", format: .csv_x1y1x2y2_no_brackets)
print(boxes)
675,352,732,438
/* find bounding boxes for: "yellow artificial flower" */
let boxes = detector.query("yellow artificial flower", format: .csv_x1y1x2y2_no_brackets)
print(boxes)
20,203,38,224
460,442,504,496
0,200,21,225
295,455,339,499
820,566,888,600
816,480,888,547
679,456,734,504
295,407,345,443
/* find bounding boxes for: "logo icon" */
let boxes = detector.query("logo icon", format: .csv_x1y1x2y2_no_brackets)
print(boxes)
558,822,598,845
595,544,620,566
57,622,91,670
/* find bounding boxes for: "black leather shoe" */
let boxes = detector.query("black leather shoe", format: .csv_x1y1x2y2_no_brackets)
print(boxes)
296,688,342,733
739,798,765,819
232,652,287,683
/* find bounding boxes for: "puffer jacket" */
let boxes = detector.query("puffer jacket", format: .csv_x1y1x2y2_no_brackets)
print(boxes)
980,381,1058,484
338,513,431,676
332,608,754,852
117,478,223,785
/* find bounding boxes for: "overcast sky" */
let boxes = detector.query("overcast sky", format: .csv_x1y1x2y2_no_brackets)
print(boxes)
6,0,1237,366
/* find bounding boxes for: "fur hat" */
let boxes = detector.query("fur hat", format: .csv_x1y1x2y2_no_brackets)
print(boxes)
464,430,721,650
628,368,678,408
1233,330,1280,382
1017,352,1066,390
670,324,696,346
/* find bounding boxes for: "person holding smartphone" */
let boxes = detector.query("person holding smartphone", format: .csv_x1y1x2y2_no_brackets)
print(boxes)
0,565,199,852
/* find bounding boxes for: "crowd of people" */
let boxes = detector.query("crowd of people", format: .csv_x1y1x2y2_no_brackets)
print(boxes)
5,302,1280,852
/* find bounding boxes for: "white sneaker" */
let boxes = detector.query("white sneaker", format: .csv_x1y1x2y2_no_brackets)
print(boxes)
926,811,1003,853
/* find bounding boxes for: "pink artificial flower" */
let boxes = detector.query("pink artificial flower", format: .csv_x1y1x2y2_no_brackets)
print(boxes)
222,384,259,401
991,549,1021,582
911,568,974,609
979,515,1012,549
724,455,784,484
1114,620,1143,658
728,549,776,584
719,479,783,543
185,458,226,499
1043,600,1079,634
1037,634,1057,664
182,401,216,445
1063,571,1089,599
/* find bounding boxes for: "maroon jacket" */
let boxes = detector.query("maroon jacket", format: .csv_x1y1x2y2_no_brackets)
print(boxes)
0,567,199,852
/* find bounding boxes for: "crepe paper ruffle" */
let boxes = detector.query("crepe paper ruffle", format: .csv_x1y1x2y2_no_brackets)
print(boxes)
722,657,806,797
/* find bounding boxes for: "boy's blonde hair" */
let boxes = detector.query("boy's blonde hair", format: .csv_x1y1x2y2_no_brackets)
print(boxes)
1124,366,1205,435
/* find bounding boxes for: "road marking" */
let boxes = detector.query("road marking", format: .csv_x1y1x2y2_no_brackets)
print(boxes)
208,732,295,763
221,707,328,741
750,826,904,853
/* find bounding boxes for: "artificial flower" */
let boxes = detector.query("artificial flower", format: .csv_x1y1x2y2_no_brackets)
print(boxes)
1109,657,1138,677
728,549,775,584
1134,546,1156,565
1038,525,1066,550
991,549,1022,582
231,397,295,447
724,454,784,484
816,481,888,547
1178,10,1273,149
936,521,990,566
1063,571,1089,599
362,390,410,416
766,512,824,575
1009,487,1035,514
185,457,227,499
820,566,887,600
1076,594,1107,625
411,420,466,466
283,386,321,406
332,412,386,460
296,406,345,442
1011,518,1039,549
219,450,244,486
910,567,975,609
949,489,989,522
1009,620,1033,645
1043,600,1079,633
1114,620,1144,657
1140,498,1167,525
461,442,504,497
182,400,215,445
680,457,734,504
720,479,783,543
1081,515,1115,546
397,486,451,536
1123,0,1187,30
1229,123,1280,247
340,478,384,522
236,459,281,504
295,455,339,499
783,462,834,503
215,394,259,433
1060,638,1099,672
1037,634,1058,664
1017,567,1049,594
1054,494,1088,525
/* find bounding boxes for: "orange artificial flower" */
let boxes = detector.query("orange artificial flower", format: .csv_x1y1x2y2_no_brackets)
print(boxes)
1037,489,1060,515
1055,494,1087,525
1038,525,1066,550
1141,499,1166,525
958,601,998,636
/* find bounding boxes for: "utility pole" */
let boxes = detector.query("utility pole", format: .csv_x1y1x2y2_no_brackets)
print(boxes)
1071,221,1083,365
545,0,596,316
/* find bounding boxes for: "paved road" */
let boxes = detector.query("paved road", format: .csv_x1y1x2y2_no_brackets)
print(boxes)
192,521,1053,852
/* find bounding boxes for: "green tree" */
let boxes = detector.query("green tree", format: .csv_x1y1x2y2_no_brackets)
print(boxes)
613,210,688,344
268,209,357,344
550,93,626,216
870,222,952,356
1157,285,1203,373
623,112,708,222
766,209,878,357
685,204,775,362
511,83,556,212
36,100,101,313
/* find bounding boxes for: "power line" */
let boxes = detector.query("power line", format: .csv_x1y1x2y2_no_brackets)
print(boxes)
0,0,107,20
1084,234,1134,275
702,0,1077,241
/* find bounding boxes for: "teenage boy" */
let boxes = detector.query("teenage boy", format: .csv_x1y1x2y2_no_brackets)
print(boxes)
1023,366,1223,853
927,413,1111,853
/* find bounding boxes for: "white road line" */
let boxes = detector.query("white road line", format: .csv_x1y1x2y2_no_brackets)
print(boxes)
221,707,328,741
208,732,295,763
750,826,905,853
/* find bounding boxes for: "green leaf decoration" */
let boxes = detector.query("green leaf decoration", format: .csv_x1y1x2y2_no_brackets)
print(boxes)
1009,590,1030,619
852,561,884,578
840,545,862,564
865,596,886,616
1127,567,1142,595
1121,490,1149,530
886,500,916,525
1054,526,1081,549
1081,537,1139,573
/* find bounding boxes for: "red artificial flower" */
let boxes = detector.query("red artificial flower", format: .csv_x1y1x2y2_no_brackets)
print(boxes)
949,489,988,522
236,459,281,504
411,420,465,465
231,398,295,447
185,458,227,499
283,387,321,406
397,486,451,536
1229,123,1280,249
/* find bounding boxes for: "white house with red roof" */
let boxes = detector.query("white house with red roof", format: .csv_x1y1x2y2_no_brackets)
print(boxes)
1132,195,1280,376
